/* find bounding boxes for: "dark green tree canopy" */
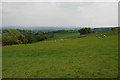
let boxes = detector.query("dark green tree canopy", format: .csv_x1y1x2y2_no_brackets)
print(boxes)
78,27,93,35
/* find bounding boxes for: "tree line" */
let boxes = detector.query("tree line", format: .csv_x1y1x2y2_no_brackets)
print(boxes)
2,30,48,46
2,29,76,46
2,28,94,46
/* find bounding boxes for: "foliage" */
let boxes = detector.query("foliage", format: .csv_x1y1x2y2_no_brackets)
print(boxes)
2,35,15,45
78,27,93,35
2,30,25,45
111,28,115,31
25,32,36,43
2,30,47,45
36,33,47,41
18,35,28,44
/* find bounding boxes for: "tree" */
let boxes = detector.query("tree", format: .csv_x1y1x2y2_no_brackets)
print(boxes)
2,35,16,45
25,32,35,43
2,29,48,45
10,30,28,44
78,28,87,35
36,33,47,41
78,27,93,35
87,27,92,33
18,35,28,44
2,30,29,45
10,30,22,38
111,28,115,31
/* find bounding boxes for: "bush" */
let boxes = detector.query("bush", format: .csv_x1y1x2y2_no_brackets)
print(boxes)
2,35,16,45
78,27,93,35
2,30,29,45
111,28,115,31
18,35,28,44
2,30,48,46
25,32,35,43
36,33,47,41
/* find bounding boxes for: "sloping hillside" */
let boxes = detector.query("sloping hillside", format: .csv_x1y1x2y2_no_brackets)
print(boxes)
2,30,118,78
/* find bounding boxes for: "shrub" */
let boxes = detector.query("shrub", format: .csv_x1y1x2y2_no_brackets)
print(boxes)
36,33,47,41
111,28,115,31
2,35,16,45
2,29,48,46
78,27,93,35
25,32,35,43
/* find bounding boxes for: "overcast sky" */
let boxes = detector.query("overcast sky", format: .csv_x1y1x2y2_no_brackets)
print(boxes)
2,2,118,27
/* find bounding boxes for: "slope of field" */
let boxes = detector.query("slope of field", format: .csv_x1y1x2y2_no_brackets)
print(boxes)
51,32,80,39
2,30,118,78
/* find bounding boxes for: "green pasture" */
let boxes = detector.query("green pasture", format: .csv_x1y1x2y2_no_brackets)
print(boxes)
2,30,118,78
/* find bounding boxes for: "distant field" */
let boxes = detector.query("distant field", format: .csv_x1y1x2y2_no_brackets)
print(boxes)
2,30,118,78
51,32,80,39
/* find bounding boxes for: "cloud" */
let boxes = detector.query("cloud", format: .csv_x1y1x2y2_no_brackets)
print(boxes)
2,2,118,27
0,3,2,27
1,0,119,2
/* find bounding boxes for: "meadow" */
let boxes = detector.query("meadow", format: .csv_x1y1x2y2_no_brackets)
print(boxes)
2,30,118,78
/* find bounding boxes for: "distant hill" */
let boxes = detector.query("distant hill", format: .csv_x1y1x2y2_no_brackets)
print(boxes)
2,26,82,32
2,26,119,32
93,27,120,32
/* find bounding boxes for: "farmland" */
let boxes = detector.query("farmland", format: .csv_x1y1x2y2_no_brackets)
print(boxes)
2,30,118,78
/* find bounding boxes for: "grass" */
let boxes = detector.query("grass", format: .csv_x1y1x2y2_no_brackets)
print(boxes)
2,30,118,78
51,32,80,39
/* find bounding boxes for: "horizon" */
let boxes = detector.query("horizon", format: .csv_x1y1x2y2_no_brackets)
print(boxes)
1,25,118,28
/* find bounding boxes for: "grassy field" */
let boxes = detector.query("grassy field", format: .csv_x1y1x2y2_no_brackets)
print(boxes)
2,30,118,78
51,32,80,39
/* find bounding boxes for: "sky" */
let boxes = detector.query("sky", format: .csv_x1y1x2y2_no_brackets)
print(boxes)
1,2,118,27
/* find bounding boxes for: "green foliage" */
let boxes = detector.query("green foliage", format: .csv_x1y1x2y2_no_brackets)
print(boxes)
87,27,92,33
3,30,28,45
36,33,47,41
2,30,22,45
2,35,15,45
25,32,35,43
111,28,115,31
10,30,22,38
18,35,28,44
79,28,88,34
78,27,93,35
2,29,48,46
